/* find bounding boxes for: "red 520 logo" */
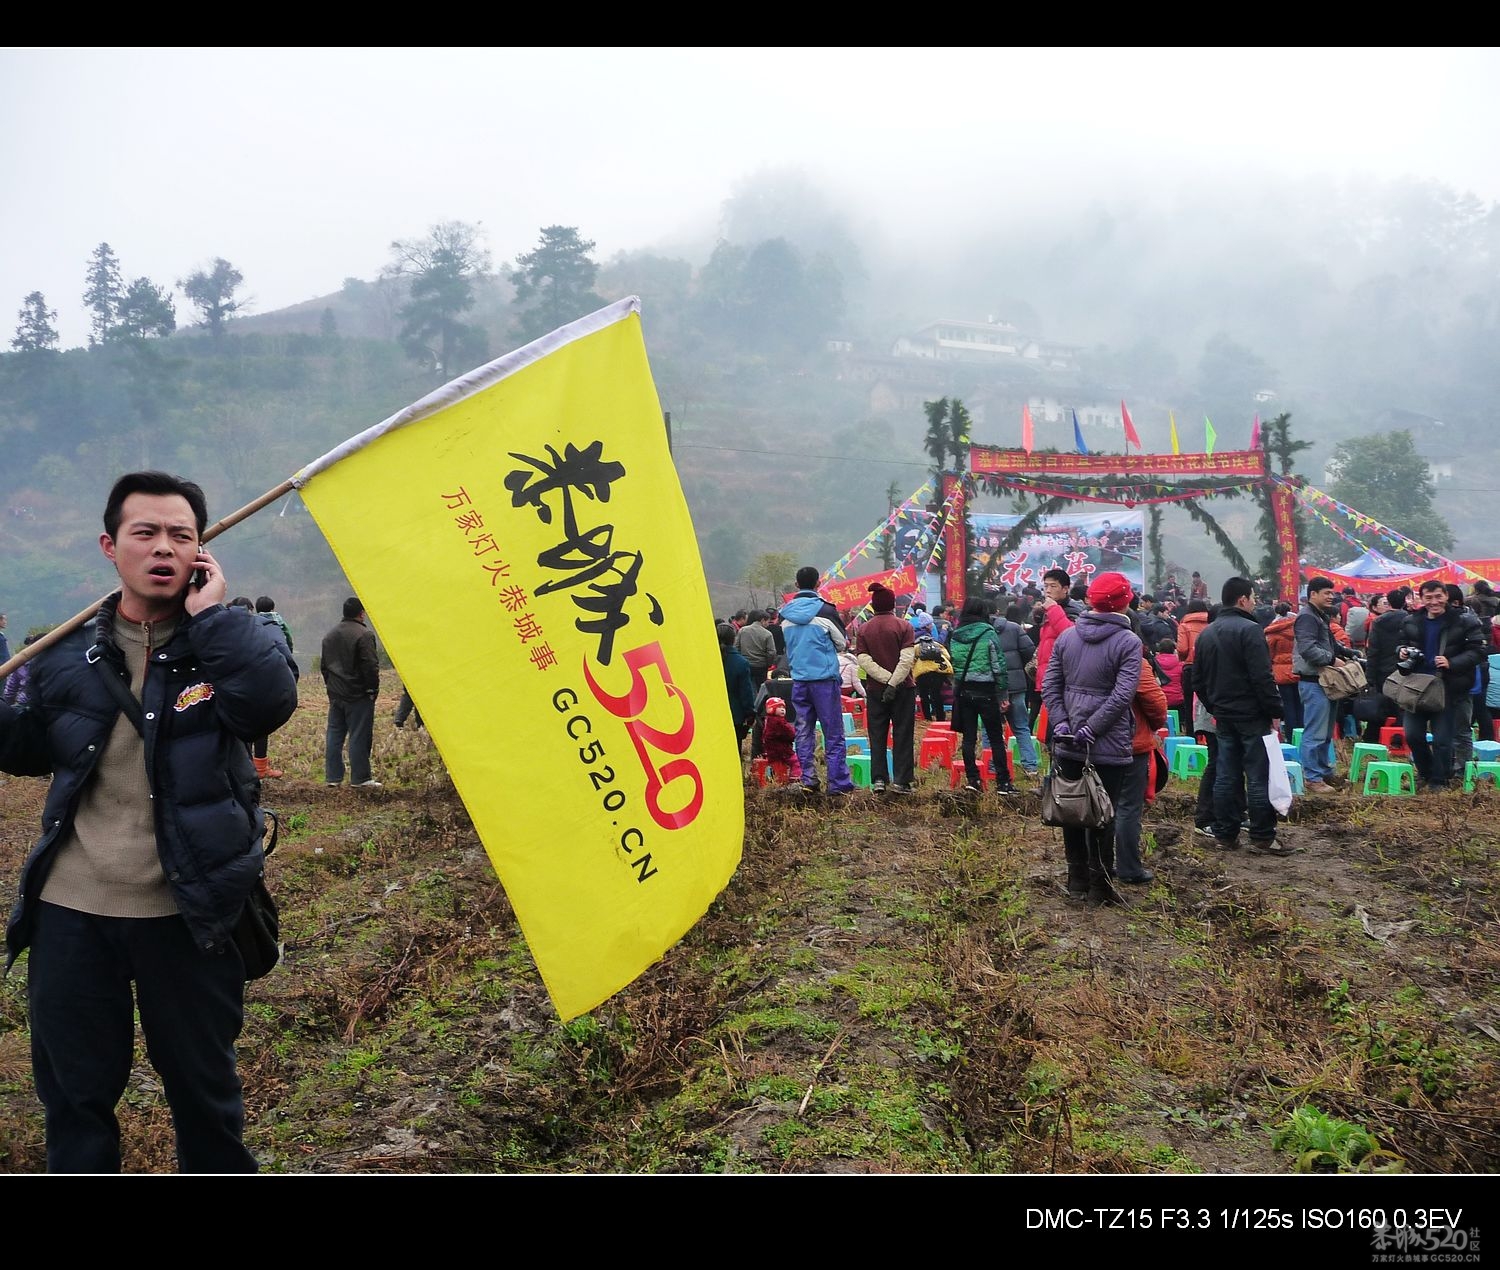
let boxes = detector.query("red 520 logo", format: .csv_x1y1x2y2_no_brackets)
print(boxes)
583,641,703,831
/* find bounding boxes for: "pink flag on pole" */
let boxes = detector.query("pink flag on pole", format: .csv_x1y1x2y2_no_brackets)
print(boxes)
1250,413,1262,448
1022,402,1035,453
1121,400,1141,450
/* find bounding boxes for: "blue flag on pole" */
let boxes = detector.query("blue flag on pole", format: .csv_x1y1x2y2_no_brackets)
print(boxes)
1072,408,1088,455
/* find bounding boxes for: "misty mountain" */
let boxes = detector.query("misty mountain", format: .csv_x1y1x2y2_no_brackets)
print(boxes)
3,170,1495,632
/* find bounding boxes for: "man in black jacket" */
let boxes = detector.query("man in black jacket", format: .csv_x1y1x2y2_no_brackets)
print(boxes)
1192,576,1288,854
321,596,382,788
0,470,298,1172
1398,579,1488,790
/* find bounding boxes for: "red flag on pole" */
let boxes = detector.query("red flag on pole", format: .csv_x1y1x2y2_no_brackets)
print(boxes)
1250,413,1261,448
1021,402,1035,453
1121,400,1141,450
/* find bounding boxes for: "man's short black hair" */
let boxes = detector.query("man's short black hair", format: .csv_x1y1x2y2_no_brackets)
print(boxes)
103,470,208,540
1388,586,1412,609
1042,568,1070,589
343,596,364,621
255,596,276,613
1306,576,1335,597
1222,576,1255,607
1419,579,1448,596
795,565,820,590
716,621,736,647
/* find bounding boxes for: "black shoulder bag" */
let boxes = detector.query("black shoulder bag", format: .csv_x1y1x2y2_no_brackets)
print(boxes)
90,647,282,980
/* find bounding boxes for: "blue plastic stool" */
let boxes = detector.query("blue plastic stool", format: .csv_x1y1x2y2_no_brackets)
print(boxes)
1283,760,1306,794
1472,740,1500,764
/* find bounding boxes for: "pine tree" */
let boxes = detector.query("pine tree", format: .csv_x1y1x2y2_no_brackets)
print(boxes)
82,242,124,346
11,291,59,353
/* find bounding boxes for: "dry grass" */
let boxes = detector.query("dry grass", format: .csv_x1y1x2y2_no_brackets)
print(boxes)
0,676,1496,1174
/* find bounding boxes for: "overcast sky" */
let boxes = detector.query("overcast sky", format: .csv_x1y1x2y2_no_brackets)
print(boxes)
4,46,1498,350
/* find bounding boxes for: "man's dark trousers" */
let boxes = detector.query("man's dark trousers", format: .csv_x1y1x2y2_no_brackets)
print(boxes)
326,694,375,784
28,902,257,1173
866,681,915,787
1213,721,1277,845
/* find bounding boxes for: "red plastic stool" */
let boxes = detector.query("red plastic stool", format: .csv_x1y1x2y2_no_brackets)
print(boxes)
920,732,957,771
753,757,799,786
950,759,991,789
1378,724,1411,760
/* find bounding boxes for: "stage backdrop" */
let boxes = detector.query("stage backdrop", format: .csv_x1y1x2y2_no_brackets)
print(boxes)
970,510,1146,595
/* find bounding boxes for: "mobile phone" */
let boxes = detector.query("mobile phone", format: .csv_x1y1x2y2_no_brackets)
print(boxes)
190,566,206,589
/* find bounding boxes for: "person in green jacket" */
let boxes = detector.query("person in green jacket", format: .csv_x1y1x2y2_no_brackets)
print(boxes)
948,595,1017,793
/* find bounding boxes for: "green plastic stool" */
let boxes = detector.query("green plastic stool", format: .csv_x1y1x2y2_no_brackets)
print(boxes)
1463,760,1500,792
845,753,872,788
1349,742,1390,785
1169,742,1209,780
1361,761,1417,796
1292,728,1303,747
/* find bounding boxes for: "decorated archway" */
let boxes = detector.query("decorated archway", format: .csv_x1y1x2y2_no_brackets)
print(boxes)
940,445,1300,612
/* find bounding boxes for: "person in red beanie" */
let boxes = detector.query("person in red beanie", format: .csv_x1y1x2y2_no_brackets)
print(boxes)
855,582,917,792
1040,571,1143,903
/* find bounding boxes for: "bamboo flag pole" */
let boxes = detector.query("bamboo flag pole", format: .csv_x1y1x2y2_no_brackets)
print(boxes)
0,478,295,680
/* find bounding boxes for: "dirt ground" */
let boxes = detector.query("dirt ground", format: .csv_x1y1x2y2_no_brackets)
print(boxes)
0,678,1495,1175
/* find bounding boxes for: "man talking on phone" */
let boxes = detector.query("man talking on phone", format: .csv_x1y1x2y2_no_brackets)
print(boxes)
0,470,298,1172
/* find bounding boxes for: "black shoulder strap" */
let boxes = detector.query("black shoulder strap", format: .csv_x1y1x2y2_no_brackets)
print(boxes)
89,645,145,736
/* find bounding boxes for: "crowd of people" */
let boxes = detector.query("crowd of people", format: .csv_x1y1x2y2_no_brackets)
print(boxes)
716,564,1500,906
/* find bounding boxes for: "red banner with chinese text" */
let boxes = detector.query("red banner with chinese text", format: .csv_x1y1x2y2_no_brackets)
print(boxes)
943,472,966,613
1271,482,1301,604
813,564,920,613
970,448,1268,478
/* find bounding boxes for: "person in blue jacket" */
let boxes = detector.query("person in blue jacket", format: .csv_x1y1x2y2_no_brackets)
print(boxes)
777,565,855,796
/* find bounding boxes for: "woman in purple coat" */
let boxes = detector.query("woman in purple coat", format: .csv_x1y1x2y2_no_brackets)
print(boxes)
1040,572,1145,905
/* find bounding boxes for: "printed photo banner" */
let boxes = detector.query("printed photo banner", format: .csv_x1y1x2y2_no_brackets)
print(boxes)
971,447,1269,478
822,482,933,583
293,298,742,1022
970,510,1146,594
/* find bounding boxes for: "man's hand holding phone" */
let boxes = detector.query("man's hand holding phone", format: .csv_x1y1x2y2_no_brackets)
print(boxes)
184,547,227,616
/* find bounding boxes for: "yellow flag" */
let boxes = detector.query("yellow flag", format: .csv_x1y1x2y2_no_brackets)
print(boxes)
1169,410,1180,456
293,298,742,1020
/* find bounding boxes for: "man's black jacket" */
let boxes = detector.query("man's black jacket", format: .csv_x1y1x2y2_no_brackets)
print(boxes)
1192,607,1282,729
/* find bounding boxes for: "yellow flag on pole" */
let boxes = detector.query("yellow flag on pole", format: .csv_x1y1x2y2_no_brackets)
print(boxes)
1168,410,1180,456
292,298,742,1020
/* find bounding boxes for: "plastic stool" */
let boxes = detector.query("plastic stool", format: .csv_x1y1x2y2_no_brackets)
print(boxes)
950,759,990,789
1280,743,1299,766
1472,740,1500,764
1169,742,1209,780
1463,760,1500,791
846,754,872,788
1292,728,1304,747
842,713,858,736
1378,725,1411,760
1283,760,1306,794
754,757,798,787
1362,761,1417,796
1162,736,1191,769
1349,742,1390,785
920,732,956,771
1164,713,1180,736
844,736,870,757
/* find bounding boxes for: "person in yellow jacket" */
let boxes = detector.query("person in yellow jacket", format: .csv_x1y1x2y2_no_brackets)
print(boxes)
911,631,953,724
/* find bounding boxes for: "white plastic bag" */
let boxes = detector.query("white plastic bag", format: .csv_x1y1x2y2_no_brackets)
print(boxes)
1263,731,1293,815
